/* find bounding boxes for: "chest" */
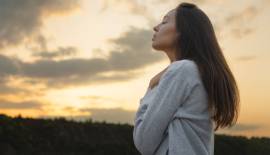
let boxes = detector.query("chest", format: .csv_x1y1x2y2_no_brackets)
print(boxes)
140,86,158,105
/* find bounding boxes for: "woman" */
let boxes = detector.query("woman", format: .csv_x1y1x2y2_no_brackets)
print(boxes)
133,2,240,155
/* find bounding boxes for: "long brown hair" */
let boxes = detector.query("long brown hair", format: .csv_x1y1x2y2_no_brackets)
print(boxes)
174,2,240,131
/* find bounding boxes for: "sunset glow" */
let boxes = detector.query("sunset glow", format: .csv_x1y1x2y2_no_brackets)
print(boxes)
0,0,269,138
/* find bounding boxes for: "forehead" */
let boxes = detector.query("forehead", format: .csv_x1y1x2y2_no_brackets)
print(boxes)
163,9,176,19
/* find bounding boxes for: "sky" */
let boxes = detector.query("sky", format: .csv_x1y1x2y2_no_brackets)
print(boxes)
0,0,269,138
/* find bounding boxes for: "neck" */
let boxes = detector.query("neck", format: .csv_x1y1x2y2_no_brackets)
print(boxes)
164,48,177,64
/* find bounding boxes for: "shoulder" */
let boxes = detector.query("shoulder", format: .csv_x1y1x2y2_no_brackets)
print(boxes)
161,59,201,84
168,59,199,75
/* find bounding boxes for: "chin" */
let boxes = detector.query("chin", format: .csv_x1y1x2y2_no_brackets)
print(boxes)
152,42,162,51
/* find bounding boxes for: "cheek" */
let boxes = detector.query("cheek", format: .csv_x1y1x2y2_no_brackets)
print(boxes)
158,25,177,46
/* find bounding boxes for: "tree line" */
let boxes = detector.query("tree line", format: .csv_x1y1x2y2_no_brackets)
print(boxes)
0,114,269,155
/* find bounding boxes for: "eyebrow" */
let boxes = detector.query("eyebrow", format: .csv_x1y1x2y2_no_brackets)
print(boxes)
163,15,169,20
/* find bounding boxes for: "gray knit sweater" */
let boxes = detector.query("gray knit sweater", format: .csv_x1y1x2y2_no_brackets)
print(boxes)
133,59,214,155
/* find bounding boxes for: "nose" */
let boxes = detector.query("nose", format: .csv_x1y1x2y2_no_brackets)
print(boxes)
153,24,158,32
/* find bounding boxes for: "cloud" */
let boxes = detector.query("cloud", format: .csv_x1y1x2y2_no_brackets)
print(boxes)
36,106,137,125
79,107,136,124
99,0,266,40
0,83,31,95
31,46,78,59
99,0,207,29
153,0,206,5
0,26,164,89
0,0,81,50
225,6,258,24
80,95,119,102
224,123,263,131
235,55,257,62
230,28,255,39
99,0,158,27
224,6,258,39
0,54,46,97
0,54,20,77
0,99,43,109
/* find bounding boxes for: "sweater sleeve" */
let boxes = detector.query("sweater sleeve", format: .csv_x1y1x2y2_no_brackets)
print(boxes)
133,61,198,155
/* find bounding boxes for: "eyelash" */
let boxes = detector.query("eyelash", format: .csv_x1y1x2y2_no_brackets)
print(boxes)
161,21,167,24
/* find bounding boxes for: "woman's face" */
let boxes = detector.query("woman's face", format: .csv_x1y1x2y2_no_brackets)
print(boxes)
152,9,178,51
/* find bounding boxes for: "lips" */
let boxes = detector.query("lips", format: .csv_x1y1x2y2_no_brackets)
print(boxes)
152,34,156,40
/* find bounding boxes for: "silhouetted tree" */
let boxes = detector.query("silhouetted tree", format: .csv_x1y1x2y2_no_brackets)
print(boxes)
0,113,269,155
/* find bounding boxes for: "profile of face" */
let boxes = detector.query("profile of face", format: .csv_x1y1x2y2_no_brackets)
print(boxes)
152,9,178,52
